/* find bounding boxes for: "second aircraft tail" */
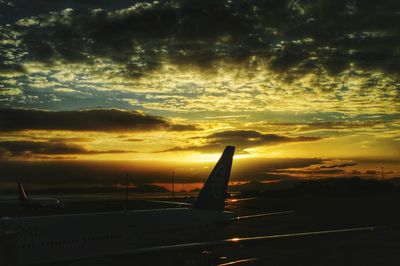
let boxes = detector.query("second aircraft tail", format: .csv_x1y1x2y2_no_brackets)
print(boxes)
17,182,27,201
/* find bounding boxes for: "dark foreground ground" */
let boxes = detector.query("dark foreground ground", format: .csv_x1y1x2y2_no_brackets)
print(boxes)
1,194,400,266
213,195,400,266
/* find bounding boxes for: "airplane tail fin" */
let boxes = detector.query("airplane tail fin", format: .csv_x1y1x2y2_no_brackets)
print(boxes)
17,182,27,201
193,146,235,211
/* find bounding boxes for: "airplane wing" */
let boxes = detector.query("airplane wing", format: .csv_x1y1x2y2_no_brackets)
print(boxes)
145,200,192,206
226,197,258,203
230,210,294,221
141,203,294,221
42,226,378,265
111,226,377,256
146,197,258,207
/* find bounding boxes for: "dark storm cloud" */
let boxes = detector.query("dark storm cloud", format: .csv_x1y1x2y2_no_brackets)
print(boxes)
207,130,320,146
0,63,26,75
161,130,320,153
273,168,346,175
123,138,143,142
0,108,197,132
320,162,357,169
2,0,400,77
232,157,326,182
0,140,132,158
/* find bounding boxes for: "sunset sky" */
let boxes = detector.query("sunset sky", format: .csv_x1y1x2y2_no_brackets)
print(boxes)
0,0,399,190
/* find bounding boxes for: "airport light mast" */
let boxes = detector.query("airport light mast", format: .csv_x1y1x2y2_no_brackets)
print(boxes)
172,170,175,200
125,173,129,211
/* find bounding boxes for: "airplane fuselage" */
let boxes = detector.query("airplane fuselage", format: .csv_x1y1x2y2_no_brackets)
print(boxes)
1,146,237,265
0,208,234,265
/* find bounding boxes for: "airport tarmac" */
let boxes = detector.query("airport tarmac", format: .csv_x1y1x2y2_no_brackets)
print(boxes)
212,196,400,266
1,194,399,266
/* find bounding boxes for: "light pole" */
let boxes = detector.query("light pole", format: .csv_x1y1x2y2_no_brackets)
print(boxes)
172,170,175,200
125,173,129,210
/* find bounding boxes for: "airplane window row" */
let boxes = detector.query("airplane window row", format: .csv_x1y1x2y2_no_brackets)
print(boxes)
41,239,78,247
82,234,122,242
18,234,123,249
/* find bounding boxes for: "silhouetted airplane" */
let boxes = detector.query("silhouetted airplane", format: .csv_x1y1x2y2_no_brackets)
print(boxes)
0,146,375,265
17,183,62,210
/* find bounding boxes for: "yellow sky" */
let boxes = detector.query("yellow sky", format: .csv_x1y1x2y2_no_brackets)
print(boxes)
1,1,400,185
